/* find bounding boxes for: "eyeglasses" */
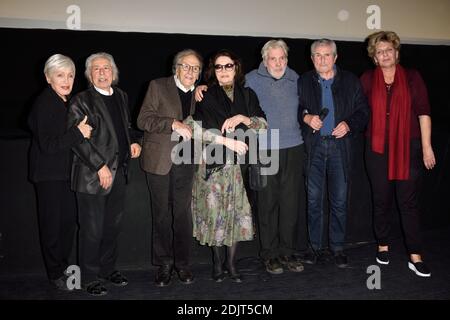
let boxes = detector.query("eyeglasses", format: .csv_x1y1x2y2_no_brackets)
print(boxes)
214,63,235,72
177,63,201,73
375,48,395,56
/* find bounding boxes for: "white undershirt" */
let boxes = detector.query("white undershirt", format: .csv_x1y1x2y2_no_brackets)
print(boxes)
174,75,194,93
94,85,114,96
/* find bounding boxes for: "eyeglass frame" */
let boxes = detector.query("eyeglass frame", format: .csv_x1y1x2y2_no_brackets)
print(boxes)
214,63,235,72
375,47,396,57
177,63,201,73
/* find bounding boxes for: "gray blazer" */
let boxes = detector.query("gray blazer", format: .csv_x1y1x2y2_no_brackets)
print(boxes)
137,76,195,175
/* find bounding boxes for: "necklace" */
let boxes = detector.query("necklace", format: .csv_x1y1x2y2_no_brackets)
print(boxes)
385,82,393,93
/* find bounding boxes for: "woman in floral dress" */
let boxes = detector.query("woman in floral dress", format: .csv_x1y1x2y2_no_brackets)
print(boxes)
186,50,267,282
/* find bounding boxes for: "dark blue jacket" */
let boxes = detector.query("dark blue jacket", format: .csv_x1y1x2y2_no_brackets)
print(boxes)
298,66,370,180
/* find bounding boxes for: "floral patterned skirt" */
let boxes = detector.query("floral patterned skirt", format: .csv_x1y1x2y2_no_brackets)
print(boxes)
192,163,254,247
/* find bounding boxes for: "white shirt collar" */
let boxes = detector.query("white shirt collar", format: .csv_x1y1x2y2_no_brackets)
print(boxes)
174,75,194,93
94,85,114,96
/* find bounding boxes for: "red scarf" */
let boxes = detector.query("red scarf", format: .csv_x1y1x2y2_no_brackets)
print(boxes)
371,65,411,180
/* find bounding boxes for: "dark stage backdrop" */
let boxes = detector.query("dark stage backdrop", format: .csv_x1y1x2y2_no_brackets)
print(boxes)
0,28,449,274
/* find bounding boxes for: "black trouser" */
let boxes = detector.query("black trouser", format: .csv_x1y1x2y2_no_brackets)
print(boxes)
146,164,195,269
35,180,77,280
76,172,126,284
257,144,307,260
365,139,424,254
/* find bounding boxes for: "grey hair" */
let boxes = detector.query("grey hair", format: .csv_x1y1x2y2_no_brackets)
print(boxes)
311,39,337,57
44,54,75,77
172,49,203,74
84,52,119,85
261,39,289,62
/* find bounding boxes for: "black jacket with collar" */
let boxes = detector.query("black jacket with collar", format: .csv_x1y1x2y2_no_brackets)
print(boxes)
67,86,138,195
28,86,84,182
298,66,370,180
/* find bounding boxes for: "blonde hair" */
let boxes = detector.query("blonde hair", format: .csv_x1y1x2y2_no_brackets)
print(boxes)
367,31,401,62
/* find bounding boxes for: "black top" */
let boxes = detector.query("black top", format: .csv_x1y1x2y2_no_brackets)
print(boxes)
177,88,193,120
28,86,84,182
194,84,266,169
101,93,128,167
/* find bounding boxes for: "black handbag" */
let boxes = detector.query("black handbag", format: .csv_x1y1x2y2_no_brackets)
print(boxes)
249,161,267,191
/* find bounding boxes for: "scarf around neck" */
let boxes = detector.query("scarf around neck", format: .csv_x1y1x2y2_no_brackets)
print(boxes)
370,64,411,180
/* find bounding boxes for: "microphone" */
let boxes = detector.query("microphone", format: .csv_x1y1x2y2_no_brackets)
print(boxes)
319,108,329,120
313,108,329,133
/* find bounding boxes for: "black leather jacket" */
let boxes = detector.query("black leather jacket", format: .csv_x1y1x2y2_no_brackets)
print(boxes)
67,86,133,195
298,66,370,180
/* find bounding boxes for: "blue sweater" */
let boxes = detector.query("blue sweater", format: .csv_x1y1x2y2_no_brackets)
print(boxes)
245,62,303,150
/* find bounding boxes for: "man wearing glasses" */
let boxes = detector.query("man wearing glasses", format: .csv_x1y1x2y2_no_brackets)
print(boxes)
137,49,203,287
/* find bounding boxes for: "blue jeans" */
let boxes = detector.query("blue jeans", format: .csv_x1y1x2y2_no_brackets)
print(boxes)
307,138,347,252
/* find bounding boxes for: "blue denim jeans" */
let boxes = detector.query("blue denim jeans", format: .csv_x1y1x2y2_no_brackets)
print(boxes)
307,137,347,252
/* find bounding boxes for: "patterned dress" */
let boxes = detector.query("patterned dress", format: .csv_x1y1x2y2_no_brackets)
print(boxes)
186,85,267,247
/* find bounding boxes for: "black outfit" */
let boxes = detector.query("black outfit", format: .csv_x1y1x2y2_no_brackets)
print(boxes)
67,86,140,285
194,84,266,172
365,139,424,253
361,68,431,255
146,164,195,268
28,86,84,281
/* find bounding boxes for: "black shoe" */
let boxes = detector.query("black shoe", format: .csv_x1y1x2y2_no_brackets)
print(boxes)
294,251,317,265
85,281,108,296
279,255,304,272
176,268,194,284
313,248,334,264
50,275,71,291
225,265,242,283
229,272,243,283
155,265,173,287
408,261,431,277
212,264,226,282
212,270,226,282
99,270,128,287
264,258,283,274
334,251,348,268
223,261,242,283
376,251,390,265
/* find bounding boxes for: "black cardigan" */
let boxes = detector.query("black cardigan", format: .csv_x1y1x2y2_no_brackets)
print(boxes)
28,86,83,182
194,84,266,169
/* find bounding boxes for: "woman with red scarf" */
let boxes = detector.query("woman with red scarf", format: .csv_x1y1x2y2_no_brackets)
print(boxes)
361,31,436,277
